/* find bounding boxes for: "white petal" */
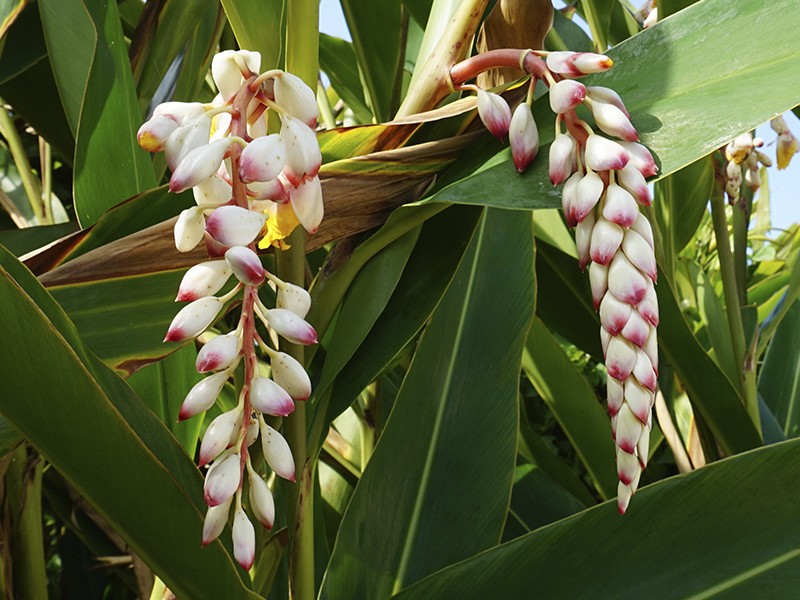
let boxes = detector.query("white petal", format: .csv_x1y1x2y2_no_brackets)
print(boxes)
179,371,229,421
203,452,242,506
206,206,267,247
290,176,324,234
164,297,224,342
260,422,296,481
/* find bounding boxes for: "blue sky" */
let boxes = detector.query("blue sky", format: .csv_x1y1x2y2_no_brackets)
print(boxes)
319,0,798,230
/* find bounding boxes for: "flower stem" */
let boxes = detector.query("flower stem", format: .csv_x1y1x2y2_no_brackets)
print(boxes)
0,101,45,224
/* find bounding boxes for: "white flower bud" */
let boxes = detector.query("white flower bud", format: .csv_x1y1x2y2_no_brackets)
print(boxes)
206,206,267,247
174,207,207,253
199,408,242,467
617,163,651,206
212,50,261,100
239,134,286,183
589,262,608,310
590,216,624,265
178,371,229,421
572,171,604,224
251,376,294,417
290,176,324,234
631,213,654,249
476,89,512,140
247,178,289,202
164,297,224,343
259,422,295,481
618,142,658,177
602,183,638,228
193,174,232,206
622,229,657,281
232,508,256,570
273,71,319,128
607,376,624,417
590,100,638,142
271,351,312,400
224,246,265,286
165,114,212,171
248,471,275,529
638,281,659,327
586,87,630,118
153,101,206,124
203,452,242,506
509,103,539,172
549,133,575,185
169,139,233,193
575,209,595,271
615,403,644,454
633,348,658,392
176,260,232,302
137,115,180,152
275,279,312,318
608,252,648,306
196,332,240,372
265,308,318,346
621,310,651,349
547,51,613,77
549,79,586,114
585,135,629,171
280,114,321,187
606,336,637,381
599,292,632,335
561,172,582,227
201,496,232,546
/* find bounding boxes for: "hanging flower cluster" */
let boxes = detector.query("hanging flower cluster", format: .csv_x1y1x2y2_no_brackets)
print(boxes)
137,50,321,569
770,114,798,171
463,49,660,514
724,132,772,202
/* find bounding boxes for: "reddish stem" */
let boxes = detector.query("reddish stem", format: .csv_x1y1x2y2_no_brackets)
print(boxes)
449,48,550,86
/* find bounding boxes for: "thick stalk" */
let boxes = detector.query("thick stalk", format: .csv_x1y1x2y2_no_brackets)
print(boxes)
732,193,750,306
709,186,761,434
283,2,317,598
0,103,44,223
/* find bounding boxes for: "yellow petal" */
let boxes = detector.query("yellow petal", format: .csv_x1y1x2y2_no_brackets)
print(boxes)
257,202,301,249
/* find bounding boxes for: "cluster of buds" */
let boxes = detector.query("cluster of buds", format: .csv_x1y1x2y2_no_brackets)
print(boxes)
137,50,322,569
724,132,772,202
461,49,660,514
770,114,798,171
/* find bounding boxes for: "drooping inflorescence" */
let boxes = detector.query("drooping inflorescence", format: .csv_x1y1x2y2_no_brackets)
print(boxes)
467,49,660,514
137,50,322,568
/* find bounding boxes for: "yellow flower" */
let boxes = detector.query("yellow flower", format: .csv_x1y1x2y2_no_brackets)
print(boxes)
258,202,301,250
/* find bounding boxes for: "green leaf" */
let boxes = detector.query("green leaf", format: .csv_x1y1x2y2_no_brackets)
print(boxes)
522,319,617,499
431,0,800,211
694,265,739,387
545,9,594,53
319,33,373,124
0,245,258,599
0,0,27,38
578,0,613,49
320,208,535,598
39,0,156,225
0,2,46,85
393,439,800,599
219,0,284,69
0,414,22,456
0,224,77,257
759,299,800,438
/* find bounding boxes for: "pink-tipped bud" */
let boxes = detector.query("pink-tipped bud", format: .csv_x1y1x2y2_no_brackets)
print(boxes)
589,262,608,310
273,71,319,128
196,333,240,373
642,7,658,28
606,336,637,380
637,423,651,467
602,183,639,228
275,279,312,318
224,246,265,286
290,176,324,234
607,376,624,417
476,89,512,140
590,100,638,142
509,103,539,172
193,174,232,206
618,163,651,206
165,115,212,171
201,497,232,546
643,326,658,371
164,297,224,342
280,115,321,187
199,409,242,467
212,49,261,100
176,260,232,302
616,447,642,488
170,139,233,193
265,308,317,346
618,480,633,515
639,281,659,327
561,172,582,227
600,293,632,335
549,134,575,185
615,403,644,454
633,349,658,392
549,80,586,114
585,135,629,171
250,376,295,417
248,178,289,202
619,142,658,177
174,207,207,253
586,87,630,118
271,351,312,400
631,213,654,249
179,371,229,421
239,134,286,183
625,378,652,424
248,471,275,529
206,206,267,247
622,229,657,281
572,171,604,224
547,51,613,77
590,217,624,265
575,210,595,271
260,422,295,481
232,508,255,570
621,310,651,348
137,115,179,152
203,452,242,506
608,252,648,305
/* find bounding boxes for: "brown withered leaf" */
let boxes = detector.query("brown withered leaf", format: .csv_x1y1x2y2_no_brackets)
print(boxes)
476,0,554,88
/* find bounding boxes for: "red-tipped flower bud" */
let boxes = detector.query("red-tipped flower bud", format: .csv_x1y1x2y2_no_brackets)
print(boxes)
509,103,539,172
224,246,265,286
476,89,512,140
549,79,586,114
239,134,286,183
164,297,224,342
206,206,267,247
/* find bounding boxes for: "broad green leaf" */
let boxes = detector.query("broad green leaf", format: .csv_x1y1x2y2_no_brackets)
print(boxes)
545,8,594,53
340,0,402,121
0,2,46,85
320,208,534,598
694,265,739,387
0,0,27,38
219,0,284,69
578,0,613,50
0,246,258,599
661,0,698,18
319,34,373,124
0,414,22,456
523,318,617,499
431,0,800,211
394,439,800,599
759,299,800,438
40,0,156,225
0,223,77,257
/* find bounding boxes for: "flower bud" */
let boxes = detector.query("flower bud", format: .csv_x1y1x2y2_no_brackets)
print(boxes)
196,332,240,372
633,349,658,392
622,229,657,281
638,281,659,327
549,80,586,114
203,452,242,506
625,378,652,425
212,50,261,100
589,262,608,310
176,260,232,302
165,115,212,171
273,71,319,128
590,217,624,265
154,101,206,124
193,174,232,206
250,376,294,416
590,100,638,142
280,114,321,187
248,471,275,528
725,132,753,164
509,104,539,172
547,51,613,76
631,213,654,249
637,423,651,467
476,89,512,140
619,142,658,177
602,183,639,228
585,135,629,171
608,252,648,305
239,134,286,183
260,422,295,481
271,351,312,400
572,171,604,224
600,292,632,335
170,139,233,193
224,246,265,286
199,408,242,467
549,134,575,185
643,326,659,371
245,418,259,447
232,508,256,570
265,308,318,345
605,336,637,380
777,131,798,170
248,178,289,202
174,207,207,253
275,279,312,318
575,209,595,271
164,297,224,342
201,497,232,546
561,172,582,227
617,163,651,206
586,87,630,118
137,115,179,152
643,7,658,28
621,310,651,348
607,376,624,417
206,206,267,247
179,371,229,421
615,404,644,454
290,176,324,234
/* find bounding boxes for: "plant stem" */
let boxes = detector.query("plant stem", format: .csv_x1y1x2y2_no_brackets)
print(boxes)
709,185,761,435
38,138,53,224
732,193,750,306
284,2,318,598
0,102,44,224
